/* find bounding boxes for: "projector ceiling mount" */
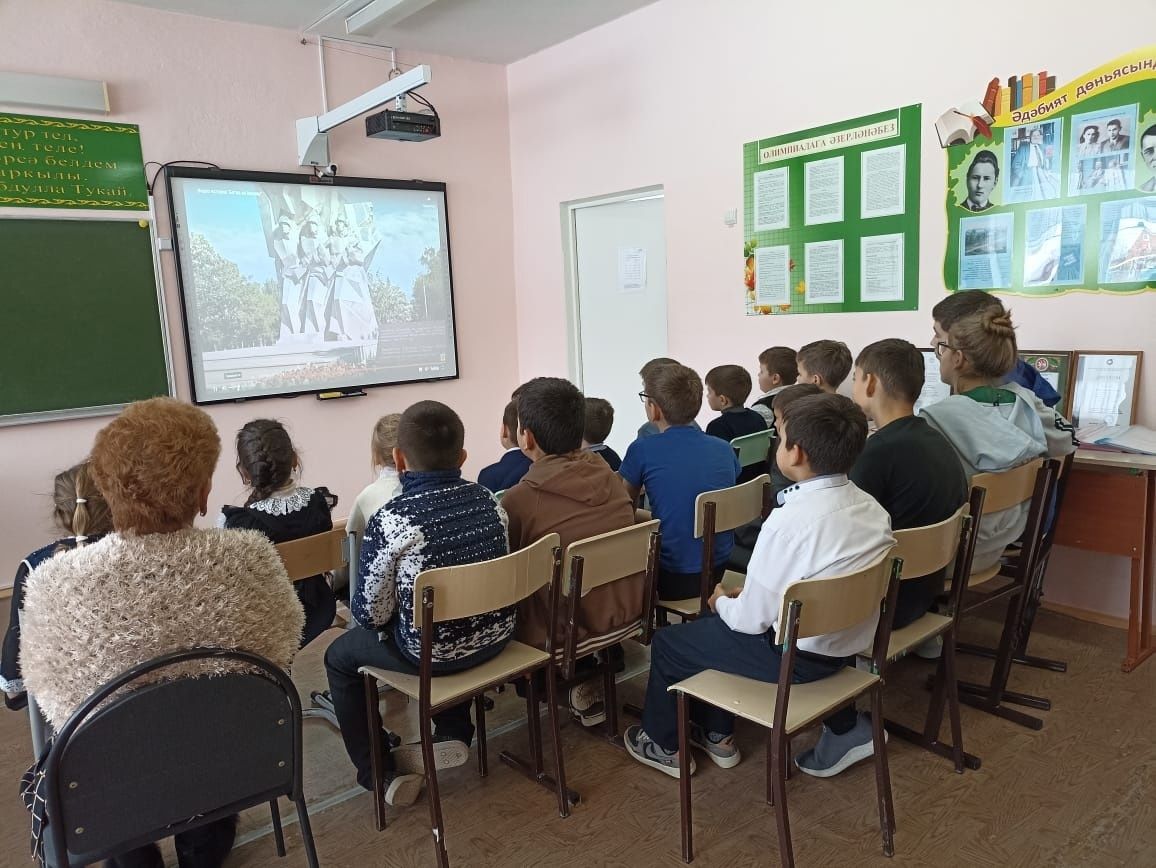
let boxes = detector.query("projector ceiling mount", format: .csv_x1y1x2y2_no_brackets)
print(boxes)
295,62,432,166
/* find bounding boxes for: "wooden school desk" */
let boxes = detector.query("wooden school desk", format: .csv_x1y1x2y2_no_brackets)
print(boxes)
1053,449,1156,672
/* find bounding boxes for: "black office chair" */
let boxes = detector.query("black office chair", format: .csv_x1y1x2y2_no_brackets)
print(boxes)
34,648,320,868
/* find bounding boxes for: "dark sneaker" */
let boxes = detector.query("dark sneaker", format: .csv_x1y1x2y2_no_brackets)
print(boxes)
689,722,741,769
569,680,607,727
384,772,425,807
392,735,470,775
794,714,885,778
624,725,695,779
4,691,28,712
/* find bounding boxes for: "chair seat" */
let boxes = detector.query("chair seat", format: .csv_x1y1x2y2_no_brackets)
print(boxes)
657,596,700,616
884,612,953,660
360,641,549,707
670,666,879,736
967,562,1002,588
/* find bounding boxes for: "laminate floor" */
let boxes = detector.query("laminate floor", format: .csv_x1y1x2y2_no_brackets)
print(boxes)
2,608,1154,867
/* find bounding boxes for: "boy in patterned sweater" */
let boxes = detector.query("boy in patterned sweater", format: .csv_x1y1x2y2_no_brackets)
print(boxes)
324,400,511,805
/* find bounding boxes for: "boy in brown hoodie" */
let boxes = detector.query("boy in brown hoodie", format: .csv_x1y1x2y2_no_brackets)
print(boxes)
502,376,639,726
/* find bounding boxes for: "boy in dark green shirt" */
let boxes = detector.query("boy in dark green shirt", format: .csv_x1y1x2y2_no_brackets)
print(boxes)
796,338,967,779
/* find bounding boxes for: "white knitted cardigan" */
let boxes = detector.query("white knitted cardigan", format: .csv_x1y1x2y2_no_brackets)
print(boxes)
20,528,305,729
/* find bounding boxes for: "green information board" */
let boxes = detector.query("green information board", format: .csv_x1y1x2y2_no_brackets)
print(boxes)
0,218,171,422
743,104,921,316
944,47,1156,296
0,113,147,209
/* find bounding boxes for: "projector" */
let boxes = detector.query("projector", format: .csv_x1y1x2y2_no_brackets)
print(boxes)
365,110,441,142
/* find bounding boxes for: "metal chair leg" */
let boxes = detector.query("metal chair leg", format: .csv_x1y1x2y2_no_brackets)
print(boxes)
269,799,286,857
421,714,450,868
363,673,387,832
942,631,966,774
677,691,694,863
474,694,489,778
543,665,571,819
870,689,896,853
295,797,321,868
770,734,794,868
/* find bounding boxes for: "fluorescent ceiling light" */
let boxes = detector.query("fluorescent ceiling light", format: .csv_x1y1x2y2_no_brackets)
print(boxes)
0,71,109,114
346,0,440,33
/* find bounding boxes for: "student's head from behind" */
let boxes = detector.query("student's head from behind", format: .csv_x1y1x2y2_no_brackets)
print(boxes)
236,419,299,506
53,460,113,544
853,339,925,417
704,364,753,412
638,357,680,381
370,413,402,471
930,290,1002,349
1142,124,1156,173
965,150,999,209
642,363,702,428
757,346,798,393
776,393,868,483
583,397,614,447
769,383,823,438
937,306,1018,389
796,340,852,392
396,400,467,472
499,399,519,449
90,398,221,535
516,377,585,459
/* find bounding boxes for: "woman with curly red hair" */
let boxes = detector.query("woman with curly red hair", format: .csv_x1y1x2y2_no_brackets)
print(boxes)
20,397,304,868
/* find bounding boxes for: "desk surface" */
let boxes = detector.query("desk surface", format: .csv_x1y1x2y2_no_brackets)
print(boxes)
1074,448,1156,471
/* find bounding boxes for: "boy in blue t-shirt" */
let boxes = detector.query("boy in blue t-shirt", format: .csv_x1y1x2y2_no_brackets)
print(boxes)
620,363,741,600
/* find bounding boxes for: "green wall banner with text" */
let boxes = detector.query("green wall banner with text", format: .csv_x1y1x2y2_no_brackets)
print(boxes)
743,104,921,316
0,113,147,210
944,46,1156,296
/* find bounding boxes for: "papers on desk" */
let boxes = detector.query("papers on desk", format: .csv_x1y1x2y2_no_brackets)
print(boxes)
1080,424,1156,456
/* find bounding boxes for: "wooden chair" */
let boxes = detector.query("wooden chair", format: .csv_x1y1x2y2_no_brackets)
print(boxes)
669,552,903,866
958,451,1074,675
731,428,775,469
953,458,1059,730
274,526,357,727
875,489,984,772
656,475,772,621
360,534,568,868
500,519,661,784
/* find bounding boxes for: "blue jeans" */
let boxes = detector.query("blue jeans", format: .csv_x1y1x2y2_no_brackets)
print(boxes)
641,614,844,751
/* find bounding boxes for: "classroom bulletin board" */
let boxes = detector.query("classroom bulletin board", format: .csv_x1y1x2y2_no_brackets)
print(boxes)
743,104,922,315
944,47,1156,296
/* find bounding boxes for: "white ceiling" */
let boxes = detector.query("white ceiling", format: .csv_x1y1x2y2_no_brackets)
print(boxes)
114,0,660,63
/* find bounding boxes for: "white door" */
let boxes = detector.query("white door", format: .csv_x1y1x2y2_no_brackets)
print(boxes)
569,191,667,459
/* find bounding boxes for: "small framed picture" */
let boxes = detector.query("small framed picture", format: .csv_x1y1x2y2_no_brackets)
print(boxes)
1070,350,1143,429
1018,350,1074,415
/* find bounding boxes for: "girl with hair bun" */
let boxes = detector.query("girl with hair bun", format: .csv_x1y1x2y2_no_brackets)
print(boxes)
2,462,113,711
221,419,338,647
920,303,1049,571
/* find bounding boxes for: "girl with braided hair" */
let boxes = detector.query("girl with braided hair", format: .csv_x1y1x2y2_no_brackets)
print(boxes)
3,461,112,711
221,419,338,647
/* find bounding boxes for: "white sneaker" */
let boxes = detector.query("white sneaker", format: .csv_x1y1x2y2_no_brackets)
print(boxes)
914,635,943,660
569,680,607,727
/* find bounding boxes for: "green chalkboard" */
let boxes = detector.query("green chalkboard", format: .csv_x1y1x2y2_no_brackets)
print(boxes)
0,218,170,421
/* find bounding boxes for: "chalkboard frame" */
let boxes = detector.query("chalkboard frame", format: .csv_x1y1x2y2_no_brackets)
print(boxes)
0,204,176,426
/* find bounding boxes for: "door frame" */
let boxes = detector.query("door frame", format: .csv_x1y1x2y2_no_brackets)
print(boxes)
559,185,665,390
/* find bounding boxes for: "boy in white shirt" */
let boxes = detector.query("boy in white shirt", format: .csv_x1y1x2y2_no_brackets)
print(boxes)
625,393,894,778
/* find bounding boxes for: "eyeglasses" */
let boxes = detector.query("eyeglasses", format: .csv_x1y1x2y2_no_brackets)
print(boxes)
638,391,651,404
934,341,957,357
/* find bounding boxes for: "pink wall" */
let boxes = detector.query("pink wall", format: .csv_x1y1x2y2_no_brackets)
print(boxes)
506,0,1156,619
0,0,518,581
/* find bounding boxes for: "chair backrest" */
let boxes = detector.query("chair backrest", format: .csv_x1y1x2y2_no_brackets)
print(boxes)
970,457,1045,513
564,520,661,597
45,649,301,865
414,532,561,623
731,429,775,468
776,550,898,641
891,504,969,580
274,526,349,582
694,474,772,537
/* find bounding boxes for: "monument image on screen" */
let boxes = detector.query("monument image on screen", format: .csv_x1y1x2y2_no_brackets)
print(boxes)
166,168,458,403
